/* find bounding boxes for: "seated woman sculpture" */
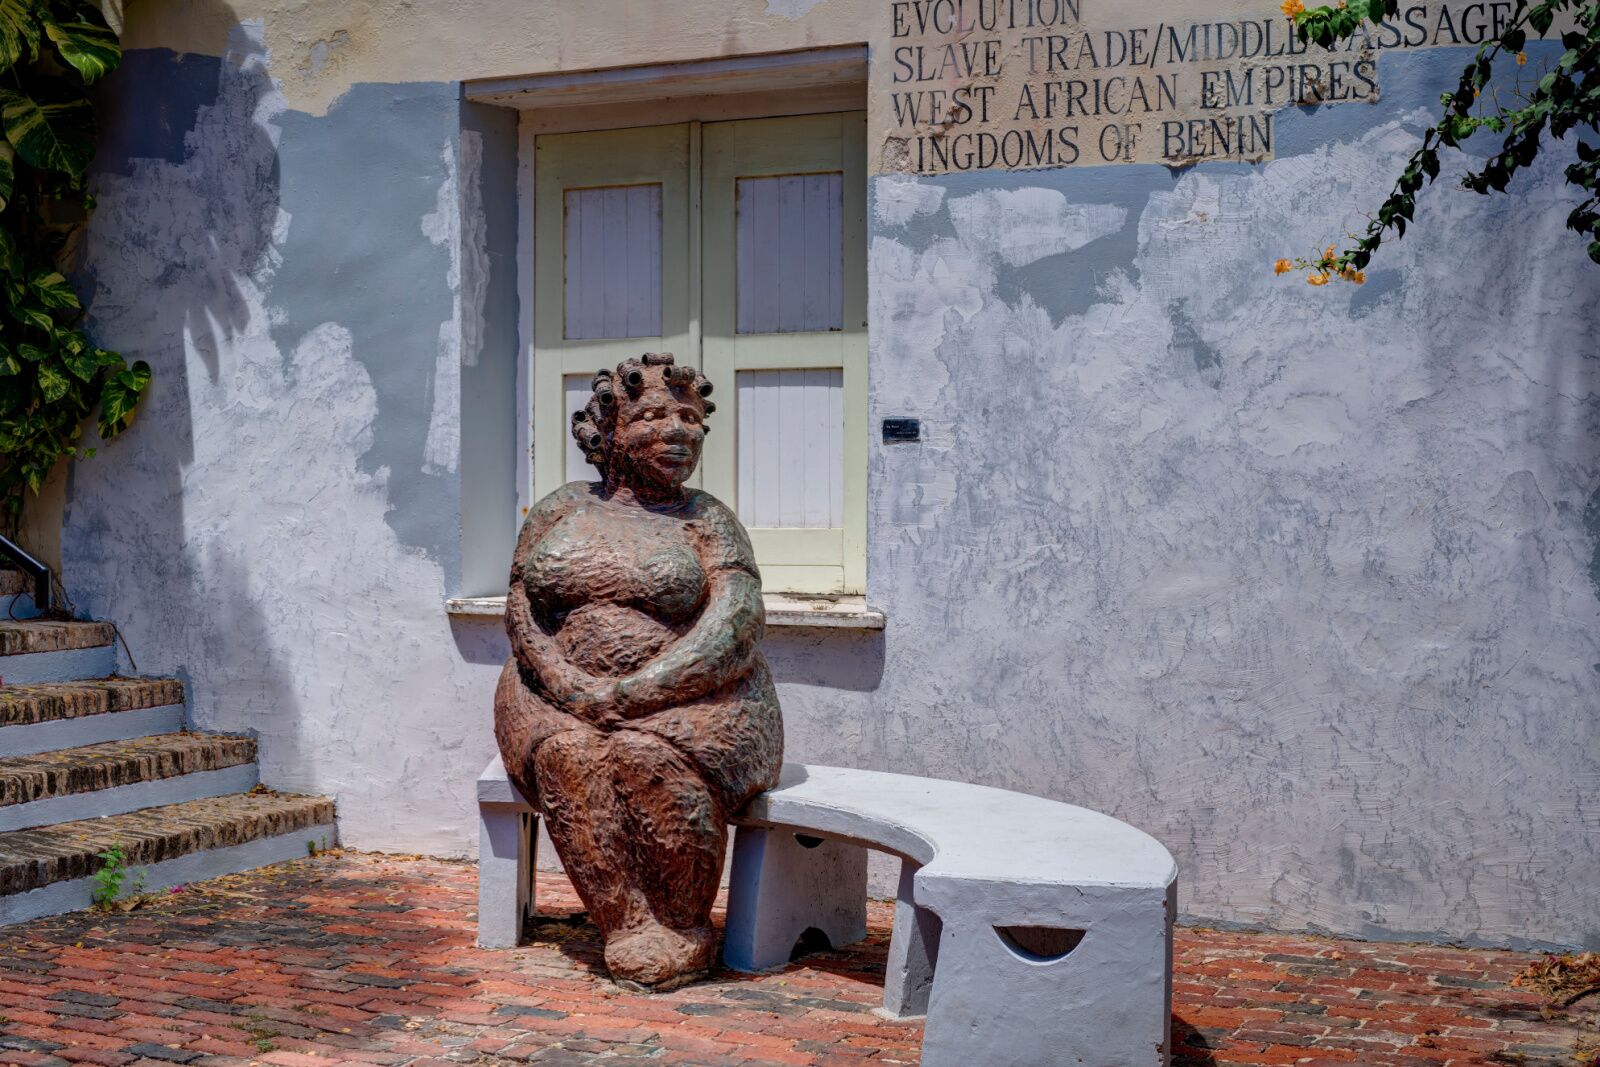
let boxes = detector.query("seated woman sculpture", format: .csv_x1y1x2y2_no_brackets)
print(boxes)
495,352,783,988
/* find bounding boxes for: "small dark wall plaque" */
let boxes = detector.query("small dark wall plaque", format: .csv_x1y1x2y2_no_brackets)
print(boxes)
882,418,921,443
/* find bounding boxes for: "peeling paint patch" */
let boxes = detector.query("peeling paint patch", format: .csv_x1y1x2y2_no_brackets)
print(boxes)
458,131,488,368
874,175,946,228
947,187,1125,268
265,84,460,566
1169,299,1221,384
764,0,830,18
304,30,351,81
422,138,462,476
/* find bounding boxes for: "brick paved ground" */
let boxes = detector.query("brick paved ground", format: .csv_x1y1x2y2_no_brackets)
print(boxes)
0,852,1594,1067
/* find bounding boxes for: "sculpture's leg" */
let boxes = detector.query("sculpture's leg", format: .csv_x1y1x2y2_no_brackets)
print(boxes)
723,827,868,973
604,730,723,983
532,729,645,934
882,859,941,1017
609,730,725,927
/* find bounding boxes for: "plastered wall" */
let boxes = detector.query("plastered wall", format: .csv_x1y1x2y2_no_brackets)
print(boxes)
59,0,1600,949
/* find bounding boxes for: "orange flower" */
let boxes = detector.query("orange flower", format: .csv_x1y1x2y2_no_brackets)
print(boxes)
1274,258,1293,274
1325,245,1337,260
1281,0,1305,17
1352,271,1366,284
1307,272,1330,286
1516,51,1528,65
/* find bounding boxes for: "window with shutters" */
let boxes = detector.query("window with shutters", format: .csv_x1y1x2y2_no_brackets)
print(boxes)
532,113,866,595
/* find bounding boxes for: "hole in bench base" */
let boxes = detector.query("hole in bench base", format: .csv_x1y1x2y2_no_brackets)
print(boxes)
790,926,834,961
994,925,1086,963
794,834,825,849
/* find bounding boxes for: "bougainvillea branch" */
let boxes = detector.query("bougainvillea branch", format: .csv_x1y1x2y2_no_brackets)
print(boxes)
1276,0,1599,284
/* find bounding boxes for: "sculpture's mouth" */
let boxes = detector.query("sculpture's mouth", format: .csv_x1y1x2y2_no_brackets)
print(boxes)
656,446,693,463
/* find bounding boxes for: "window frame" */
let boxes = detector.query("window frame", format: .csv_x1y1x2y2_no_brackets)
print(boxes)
701,113,867,595
517,108,867,596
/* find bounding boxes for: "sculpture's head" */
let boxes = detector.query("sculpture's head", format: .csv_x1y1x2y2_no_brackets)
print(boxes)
572,352,716,497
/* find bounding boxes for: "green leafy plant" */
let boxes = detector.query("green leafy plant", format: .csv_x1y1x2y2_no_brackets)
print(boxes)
0,1,147,533
89,843,127,909
232,1012,278,1053
1276,0,1599,281
89,844,148,910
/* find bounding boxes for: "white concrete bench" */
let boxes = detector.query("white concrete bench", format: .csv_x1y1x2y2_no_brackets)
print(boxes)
477,757,1177,1067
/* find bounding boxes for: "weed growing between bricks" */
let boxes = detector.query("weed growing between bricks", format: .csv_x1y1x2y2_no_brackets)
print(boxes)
0,851,1595,1066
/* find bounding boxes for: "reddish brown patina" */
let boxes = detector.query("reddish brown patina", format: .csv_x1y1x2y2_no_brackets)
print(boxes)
495,352,783,988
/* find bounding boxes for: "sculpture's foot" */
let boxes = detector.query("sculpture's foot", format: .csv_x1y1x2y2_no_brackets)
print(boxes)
604,922,717,988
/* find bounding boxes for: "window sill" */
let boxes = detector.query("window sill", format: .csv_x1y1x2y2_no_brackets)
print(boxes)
446,592,885,631
760,593,886,630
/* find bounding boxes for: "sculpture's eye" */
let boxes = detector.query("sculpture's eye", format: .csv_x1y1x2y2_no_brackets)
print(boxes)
642,410,657,421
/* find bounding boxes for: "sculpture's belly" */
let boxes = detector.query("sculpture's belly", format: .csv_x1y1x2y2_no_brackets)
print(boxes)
556,602,681,676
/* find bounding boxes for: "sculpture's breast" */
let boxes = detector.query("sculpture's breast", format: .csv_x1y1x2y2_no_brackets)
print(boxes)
522,502,708,675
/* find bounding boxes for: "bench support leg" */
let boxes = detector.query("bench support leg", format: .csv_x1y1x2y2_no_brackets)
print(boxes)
477,803,536,948
723,827,867,972
919,881,1176,1067
881,860,941,1018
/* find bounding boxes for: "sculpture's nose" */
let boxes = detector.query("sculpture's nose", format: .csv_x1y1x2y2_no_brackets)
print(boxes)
661,414,695,442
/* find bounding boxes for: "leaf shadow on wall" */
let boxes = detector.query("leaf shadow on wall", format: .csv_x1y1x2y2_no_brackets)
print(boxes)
90,18,280,385
65,12,305,785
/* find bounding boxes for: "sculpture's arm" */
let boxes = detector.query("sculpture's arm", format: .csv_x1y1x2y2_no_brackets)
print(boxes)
504,487,607,714
610,498,765,717
506,583,602,708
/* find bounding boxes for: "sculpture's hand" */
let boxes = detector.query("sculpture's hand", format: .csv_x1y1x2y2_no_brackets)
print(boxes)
610,676,659,721
564,679,623,732
606,566,763,717
506,582,613,721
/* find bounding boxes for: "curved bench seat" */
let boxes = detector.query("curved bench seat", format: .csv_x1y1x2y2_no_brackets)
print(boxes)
726,763,1176,1067
740,762,1175,890
476,756,1176,1066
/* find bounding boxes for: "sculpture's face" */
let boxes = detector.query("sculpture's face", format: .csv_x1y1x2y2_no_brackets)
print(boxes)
613,373,706,490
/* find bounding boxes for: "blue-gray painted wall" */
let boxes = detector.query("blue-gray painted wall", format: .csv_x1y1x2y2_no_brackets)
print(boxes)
60,27,1599,948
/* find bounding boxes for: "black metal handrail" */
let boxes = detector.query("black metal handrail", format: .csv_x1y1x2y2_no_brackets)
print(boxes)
0,532,54,615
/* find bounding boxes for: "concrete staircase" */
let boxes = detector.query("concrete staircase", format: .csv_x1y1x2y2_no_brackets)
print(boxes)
1,570,336,925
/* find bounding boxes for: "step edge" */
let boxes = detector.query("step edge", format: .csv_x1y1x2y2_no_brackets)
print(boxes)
0,704,188,759
0,732,259,801
0,678,188,728
0,793,338,895
0,763,261,832
0,646,121,686
0,621,118,656
0,820,338,926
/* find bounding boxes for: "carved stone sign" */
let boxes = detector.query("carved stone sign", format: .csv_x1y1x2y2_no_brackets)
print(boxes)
871,0,1536,174
495,353,782,988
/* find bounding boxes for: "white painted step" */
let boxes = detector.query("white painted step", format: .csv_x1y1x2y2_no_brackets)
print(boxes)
0,733,259,833
0,678,186,758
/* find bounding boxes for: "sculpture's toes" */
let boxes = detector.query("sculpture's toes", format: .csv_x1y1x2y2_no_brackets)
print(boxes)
605,923,717,989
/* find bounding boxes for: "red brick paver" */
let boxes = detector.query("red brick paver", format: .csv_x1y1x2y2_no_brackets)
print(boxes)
0,852,1594,1066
